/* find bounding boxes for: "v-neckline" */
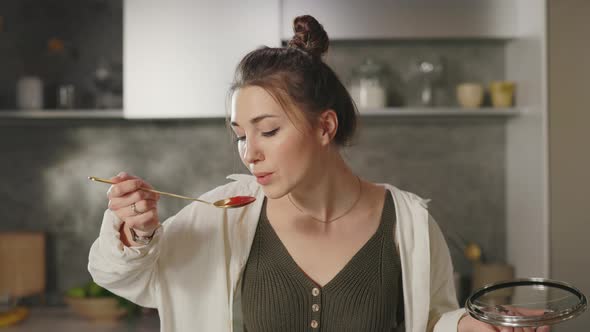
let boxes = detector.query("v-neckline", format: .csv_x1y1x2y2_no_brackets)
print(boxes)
261,191,391,290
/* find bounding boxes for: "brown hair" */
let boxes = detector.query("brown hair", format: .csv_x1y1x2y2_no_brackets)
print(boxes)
229,15,358,146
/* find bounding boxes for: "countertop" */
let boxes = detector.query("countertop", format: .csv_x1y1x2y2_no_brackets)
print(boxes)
3,307,159,332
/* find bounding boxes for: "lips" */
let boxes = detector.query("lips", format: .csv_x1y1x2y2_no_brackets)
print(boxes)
253,172,273,185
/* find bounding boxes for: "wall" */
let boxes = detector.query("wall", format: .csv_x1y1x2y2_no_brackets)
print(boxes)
504,0,549,279
1,1,510,306
548,0,590,330
0,116,506,304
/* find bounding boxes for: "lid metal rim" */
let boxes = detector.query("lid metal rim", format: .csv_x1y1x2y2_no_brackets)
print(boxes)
468,306,587,328
468,303,587,327
465,277,588,327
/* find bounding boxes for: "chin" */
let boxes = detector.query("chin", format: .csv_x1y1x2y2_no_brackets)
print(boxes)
258,182,291,200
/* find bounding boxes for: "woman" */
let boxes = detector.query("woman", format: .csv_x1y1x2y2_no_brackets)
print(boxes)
89,15,547,332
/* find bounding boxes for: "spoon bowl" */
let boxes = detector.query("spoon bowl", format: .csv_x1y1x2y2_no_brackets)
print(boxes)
88,176,256,209
213,196,257,208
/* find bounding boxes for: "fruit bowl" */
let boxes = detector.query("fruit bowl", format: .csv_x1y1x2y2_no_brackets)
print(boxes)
64,296,127,322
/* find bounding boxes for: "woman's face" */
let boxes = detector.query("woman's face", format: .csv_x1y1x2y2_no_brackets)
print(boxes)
230,86,322,198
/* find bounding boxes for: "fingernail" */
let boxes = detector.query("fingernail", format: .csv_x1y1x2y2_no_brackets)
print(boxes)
117,171,126,177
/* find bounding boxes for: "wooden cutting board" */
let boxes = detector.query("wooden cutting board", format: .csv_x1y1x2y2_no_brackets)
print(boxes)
0,232,46,298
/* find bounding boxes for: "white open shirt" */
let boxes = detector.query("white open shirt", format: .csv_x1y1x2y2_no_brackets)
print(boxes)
89,174,465,331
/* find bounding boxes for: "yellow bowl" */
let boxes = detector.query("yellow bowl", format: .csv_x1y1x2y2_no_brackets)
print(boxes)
64,296,127,322
489,81,516,107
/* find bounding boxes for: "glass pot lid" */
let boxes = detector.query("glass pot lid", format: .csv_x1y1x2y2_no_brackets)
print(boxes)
466,278,587,327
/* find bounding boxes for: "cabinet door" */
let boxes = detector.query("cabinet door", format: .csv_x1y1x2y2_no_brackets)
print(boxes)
281,0,517,40
125,0,279,118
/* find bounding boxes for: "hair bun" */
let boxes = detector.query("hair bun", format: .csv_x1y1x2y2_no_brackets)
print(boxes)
287,15,329,58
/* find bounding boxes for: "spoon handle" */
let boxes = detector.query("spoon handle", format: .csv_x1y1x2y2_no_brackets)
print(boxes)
88,176,212,205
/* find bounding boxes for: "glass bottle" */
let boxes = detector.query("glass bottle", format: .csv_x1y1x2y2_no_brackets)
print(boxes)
410,58,443,107
348,58,387,110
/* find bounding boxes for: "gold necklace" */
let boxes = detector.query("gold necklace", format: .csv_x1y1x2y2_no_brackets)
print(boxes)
287,176,362,224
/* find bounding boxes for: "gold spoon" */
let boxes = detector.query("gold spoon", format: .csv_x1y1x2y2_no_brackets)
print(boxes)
88,176,256,209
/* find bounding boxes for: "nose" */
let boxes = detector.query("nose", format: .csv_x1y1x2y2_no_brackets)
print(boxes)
242,137,263,165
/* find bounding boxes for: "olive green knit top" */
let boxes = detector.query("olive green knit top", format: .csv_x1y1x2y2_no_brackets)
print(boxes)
241,190,404,331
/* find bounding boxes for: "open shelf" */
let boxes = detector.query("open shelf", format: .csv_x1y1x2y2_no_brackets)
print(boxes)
0,107,522,120
0,110,123,119
358,107,522,117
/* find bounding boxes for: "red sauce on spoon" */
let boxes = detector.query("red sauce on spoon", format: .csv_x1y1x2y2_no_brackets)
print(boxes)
225,196,256,207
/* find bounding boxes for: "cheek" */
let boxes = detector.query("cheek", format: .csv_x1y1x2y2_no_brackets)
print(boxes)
237,142,247,162
275,134,314,166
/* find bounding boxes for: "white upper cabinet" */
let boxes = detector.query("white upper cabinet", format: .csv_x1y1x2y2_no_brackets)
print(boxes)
281,0,518,40
124,0,280,118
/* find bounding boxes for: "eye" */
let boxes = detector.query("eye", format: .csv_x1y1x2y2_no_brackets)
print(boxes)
262,128,280,137
234,135,246,143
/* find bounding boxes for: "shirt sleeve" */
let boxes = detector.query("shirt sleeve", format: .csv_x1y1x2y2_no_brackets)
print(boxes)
87,209,162,308
426,215,467,332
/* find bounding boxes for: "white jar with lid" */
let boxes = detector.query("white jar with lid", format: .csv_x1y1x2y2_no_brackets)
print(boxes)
17,76,44,110
348,58,387,110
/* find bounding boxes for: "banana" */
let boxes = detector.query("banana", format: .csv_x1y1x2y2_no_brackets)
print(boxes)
0,306,29,327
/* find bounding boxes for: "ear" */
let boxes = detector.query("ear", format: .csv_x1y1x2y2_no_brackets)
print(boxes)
317,109,338,146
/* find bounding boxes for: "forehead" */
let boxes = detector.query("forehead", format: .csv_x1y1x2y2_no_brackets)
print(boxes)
231,86,284,124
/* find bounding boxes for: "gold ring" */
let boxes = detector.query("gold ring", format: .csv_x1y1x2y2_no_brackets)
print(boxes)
131,202,140,215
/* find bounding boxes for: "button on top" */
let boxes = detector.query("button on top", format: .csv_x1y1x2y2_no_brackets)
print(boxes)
311,287,320,296
312,304,320,312
311,320,319,328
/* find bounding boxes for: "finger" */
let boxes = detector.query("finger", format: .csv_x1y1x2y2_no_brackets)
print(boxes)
109,189,158,210
108,179,149,199
523,327,534,332
108,178,142,198
124,209,159,232
514,328,524,332
106,172,132,197
132,199,157,216
109,179,160,201
106,172,138,198
511,307,547,316
138,181,159,200
112,173,155,191
114,199,158,219
109,171,136,181
536,326,550,332
485,324,502,332
463,316,501,332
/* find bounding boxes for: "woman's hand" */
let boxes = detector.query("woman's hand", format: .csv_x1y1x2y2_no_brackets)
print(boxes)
458,313,550,332
107,172,160,245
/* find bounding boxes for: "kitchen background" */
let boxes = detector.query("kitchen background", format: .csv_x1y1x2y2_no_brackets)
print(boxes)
0,0,507,291
0,0,588,331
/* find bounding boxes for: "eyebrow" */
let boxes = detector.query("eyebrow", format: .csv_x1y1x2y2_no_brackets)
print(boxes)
230,114,278,127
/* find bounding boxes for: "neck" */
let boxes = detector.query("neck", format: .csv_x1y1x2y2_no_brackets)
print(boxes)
287,151,361,223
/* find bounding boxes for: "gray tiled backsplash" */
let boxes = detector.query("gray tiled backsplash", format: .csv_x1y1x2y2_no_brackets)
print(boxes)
1,116,505,300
